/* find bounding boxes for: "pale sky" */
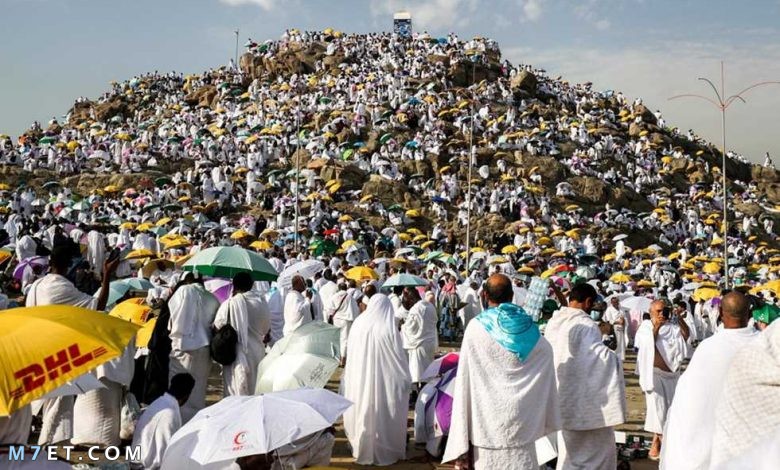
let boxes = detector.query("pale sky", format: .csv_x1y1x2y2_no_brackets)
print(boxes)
3,0,780,163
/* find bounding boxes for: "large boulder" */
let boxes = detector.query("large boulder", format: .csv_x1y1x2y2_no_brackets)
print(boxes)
514,153,567,185
184,85,218,108
94,98,128,122
319,162,367,191
611,186,653,212
633,104,658,125
447,61,502,87
510,71,538,96
362,175,410,207
569,176,609,205
752,165,780,184
766,183,780,205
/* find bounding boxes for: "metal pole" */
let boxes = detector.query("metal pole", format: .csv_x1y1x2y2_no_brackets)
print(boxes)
464,59,476,278
294,106,301,253
234,29,240,72
720,62,729,289
668,65,780,290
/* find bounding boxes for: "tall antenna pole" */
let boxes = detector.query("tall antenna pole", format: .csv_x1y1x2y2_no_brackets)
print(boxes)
669,63,780,289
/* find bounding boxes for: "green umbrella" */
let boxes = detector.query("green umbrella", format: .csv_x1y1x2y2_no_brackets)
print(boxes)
39,136,56,145
387,204,404,212
155,177,173,187
382,273,429,288
310,239,337,257
341,148,354,160
424,251,444,262
97,278,154,308
379,133,393,145
183,246,278,281
753,304,780,325
163,204,182,211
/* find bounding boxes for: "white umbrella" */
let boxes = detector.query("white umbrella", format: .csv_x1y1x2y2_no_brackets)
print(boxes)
161,389,351,468
256,321,340,393
612,234,628,241
620,296,653,313
276,259,325,289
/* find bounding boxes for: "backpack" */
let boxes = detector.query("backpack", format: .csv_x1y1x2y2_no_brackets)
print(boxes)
210,305,237,365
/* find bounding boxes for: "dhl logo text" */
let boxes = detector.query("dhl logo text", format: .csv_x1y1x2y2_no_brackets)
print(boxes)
10,343,107,399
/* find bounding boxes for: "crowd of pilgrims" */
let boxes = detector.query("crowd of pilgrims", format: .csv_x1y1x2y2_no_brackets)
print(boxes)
0,27,778,470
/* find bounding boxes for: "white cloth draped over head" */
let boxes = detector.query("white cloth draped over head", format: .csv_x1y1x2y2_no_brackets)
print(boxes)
213,290,271,396
283,290,312,336
167,284,219,352
544,307,626,430
131,393,182,470
442,319,560,464
341,294,411,466
660,327,759,470
401,300,439,383
710,321,780,467
634,320,689,392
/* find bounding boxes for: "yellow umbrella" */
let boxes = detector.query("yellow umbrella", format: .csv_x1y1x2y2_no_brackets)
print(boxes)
398,233,412,242
178,196,191,203
692,287,720,302
109,298,152,325
439,165,452,173
537,237,552,247
125,249,155,260
359,194,374,203
155,217,172,227
119,222,137,230
518,266,535,275
136,223,153,232
405,209,421,218
230,229,251,240
550,229,565,237
104,185,120,193
135,318,157,348
637,280,656,288
565,204,580,212
406,228,423,236
488,256,508,265
413,234,428,243
470,247,486,253
501,245,519,254
260,228,279,239
702,262,721,275
341,240,358,249
344,266,379,282
0,184,10,191
0,305,139,415
338,215,353,223
328,183,342,194
421,240,435,249
609,272,631,283
250,240,272,251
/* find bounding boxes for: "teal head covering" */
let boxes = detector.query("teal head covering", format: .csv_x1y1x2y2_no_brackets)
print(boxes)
476,303,540,361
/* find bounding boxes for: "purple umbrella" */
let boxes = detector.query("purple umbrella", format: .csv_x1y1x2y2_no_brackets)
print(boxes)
14,256,48,281
204,278,232,303
425,368,457,435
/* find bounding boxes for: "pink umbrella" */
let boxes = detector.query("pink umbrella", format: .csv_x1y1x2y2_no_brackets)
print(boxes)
549,275,571,291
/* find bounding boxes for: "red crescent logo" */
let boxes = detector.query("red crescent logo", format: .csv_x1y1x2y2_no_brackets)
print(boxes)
233,431,247,445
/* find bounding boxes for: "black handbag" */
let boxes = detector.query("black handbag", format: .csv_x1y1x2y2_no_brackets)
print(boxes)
210,305,238,365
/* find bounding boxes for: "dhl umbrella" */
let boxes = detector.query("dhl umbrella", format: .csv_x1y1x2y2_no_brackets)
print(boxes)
0,305,139,416
109,298,152,325
135,318,157,348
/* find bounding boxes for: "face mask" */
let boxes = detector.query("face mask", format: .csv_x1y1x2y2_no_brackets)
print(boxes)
590,311,601,321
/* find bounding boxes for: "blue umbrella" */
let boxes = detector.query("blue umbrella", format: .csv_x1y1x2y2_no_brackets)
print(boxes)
97,278,154,307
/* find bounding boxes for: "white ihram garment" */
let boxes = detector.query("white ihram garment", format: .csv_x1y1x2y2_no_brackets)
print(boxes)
635,320,688,434
283,290,312,336
660,327,758,470
341,295,411,466
131,393,182,470
213,291,270,396
325,290,359,357
167,284,219,423
710,321,780,467
401,300,438,383
544,307,626,470
442,320,560,470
